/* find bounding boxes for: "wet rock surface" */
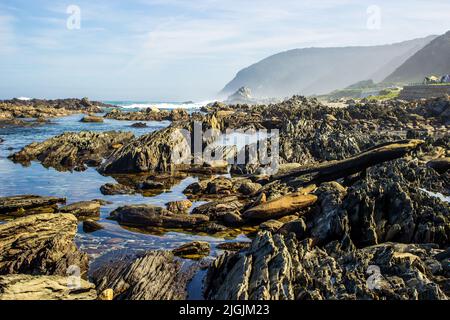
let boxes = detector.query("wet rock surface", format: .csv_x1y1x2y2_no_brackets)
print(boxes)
91,250,199,300
58,200,102,219
9,131,134,171
110,204,209,229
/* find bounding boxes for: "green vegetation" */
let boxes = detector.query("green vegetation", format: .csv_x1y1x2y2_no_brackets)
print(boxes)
366,88,401,101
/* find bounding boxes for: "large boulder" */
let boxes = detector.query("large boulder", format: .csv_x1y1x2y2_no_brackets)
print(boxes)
9,131,134,171
205,232,449,300
99,126,190,174
0,275,97,300
91,250,199,300
0,213,88,277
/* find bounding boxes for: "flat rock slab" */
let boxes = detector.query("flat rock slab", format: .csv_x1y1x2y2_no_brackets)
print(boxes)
0,213,88,276
110,204,209,229
59,201,101,219
0,274,97,300
242,193,318,222
0,195,66,216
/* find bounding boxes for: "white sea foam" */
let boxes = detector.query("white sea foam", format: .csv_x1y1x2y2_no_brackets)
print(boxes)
118,101,214,110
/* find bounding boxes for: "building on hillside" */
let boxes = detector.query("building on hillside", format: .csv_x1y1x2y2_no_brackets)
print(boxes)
441,74,450,83
423,75,440,84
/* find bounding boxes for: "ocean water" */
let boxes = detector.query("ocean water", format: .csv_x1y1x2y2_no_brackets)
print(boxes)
105,100,213,110
0,112,250,267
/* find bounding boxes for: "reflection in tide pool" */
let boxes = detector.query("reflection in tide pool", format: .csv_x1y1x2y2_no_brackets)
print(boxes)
0,114,251,264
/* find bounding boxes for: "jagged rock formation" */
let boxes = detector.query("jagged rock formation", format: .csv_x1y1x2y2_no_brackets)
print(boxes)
9,131,134,171
98,126,190,174
0,214,88,277
0,275,97,300
205,231,449,300
91,250,198,300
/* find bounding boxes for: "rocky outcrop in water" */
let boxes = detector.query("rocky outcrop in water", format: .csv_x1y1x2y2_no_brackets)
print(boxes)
58,200,103,219
109,204,209,229
100,183,135,195
0,213,88,277
105,108,189,122
91,250,198,300
0,195,66,216
9,131,134,171
172,241,211,259
98,126,189,174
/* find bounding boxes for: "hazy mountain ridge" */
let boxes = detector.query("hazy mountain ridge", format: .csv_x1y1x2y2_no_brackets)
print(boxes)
221,35,437,98
384,31,450,84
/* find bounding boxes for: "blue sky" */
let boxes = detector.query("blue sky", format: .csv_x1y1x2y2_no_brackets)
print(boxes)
0,0,449,101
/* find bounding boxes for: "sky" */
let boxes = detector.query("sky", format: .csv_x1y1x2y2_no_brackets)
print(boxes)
0,0,449,101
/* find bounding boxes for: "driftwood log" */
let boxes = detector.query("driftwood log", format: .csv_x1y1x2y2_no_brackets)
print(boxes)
271,139,424,186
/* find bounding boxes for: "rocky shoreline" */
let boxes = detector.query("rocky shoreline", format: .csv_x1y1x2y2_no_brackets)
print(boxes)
0,95,448,300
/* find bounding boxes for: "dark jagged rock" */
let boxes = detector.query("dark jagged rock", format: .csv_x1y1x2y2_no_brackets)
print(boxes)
0,213,88,277
110,204,209,229
80,115,104,123
9,131,134,171
91,250,199,300
100,183,135,195
172,241,211,259
0,195,66,216
205,231,448,300
427,157,450,174
82,220,104,233
131,122,148,128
